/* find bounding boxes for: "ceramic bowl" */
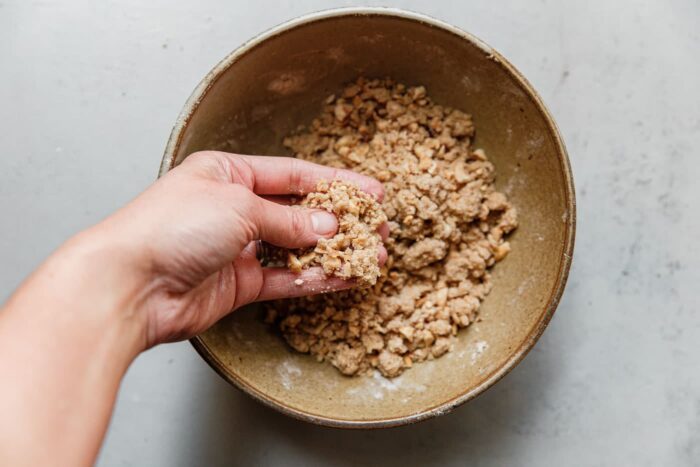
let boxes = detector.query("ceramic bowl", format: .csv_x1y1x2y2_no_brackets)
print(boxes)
160,7,575,428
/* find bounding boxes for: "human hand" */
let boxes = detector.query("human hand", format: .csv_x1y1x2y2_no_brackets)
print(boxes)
94,151,387,348
0,150,389,467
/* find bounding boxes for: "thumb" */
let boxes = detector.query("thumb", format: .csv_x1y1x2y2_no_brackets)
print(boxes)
251,196,338,249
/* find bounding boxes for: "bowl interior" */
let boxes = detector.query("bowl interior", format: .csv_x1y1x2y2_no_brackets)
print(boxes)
165,11,573,426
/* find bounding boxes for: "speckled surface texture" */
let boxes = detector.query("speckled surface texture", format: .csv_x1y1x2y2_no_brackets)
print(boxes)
0,1,698,466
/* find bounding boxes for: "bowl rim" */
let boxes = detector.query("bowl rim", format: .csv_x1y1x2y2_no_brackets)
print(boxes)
160,6,576,429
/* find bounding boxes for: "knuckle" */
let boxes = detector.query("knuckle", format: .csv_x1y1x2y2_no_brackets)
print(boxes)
288,158,306,193
289,209,309,239
185,150,216,165
181,151,224,178
229,156,255,188
184,151,252,185
229,185,260,237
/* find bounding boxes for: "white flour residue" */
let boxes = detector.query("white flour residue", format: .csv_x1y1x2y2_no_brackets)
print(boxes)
267,71,307,95
510,275,536,306
325,46,349,62
277,360,302,390
461,74,482,92
358,34,385,44
517,276,535,296
501,171,525,196
525,133,545,151
372,370,400,392
471,340,489,364
346,371,426,401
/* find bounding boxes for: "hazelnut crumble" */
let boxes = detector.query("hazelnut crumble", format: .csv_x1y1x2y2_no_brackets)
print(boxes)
265,78,518,378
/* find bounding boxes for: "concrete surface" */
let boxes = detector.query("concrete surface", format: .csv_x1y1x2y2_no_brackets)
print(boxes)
1,0,699,465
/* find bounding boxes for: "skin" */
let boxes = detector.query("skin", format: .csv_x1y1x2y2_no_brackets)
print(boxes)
0,151,387,467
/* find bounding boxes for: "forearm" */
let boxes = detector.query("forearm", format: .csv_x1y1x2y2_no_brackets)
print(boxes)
0,228,146,467
0,151,385,466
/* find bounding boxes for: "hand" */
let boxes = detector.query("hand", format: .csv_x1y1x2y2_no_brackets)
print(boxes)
95,151,387,347
0,150,387,467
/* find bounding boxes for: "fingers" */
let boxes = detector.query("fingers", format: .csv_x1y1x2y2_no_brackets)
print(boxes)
262,194,389,246
255,267,356,302
242,154,384,200
231,252,264,310
250,198,390,258
238,241,259,260
249,195,338,249
263,197,389,243
378,244,388,265
255,244,386,302
378,222,389,242
190,151,384,201
260,195,298,206
231,241,388,307
183,151,387,250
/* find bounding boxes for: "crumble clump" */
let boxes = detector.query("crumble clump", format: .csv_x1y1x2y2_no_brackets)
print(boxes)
287,179,387,286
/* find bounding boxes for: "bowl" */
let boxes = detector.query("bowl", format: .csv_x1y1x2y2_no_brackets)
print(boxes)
159,7,575,428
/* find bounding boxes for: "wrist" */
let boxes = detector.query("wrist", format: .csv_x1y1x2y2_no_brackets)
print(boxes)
0,226,150,467
5,225,152,362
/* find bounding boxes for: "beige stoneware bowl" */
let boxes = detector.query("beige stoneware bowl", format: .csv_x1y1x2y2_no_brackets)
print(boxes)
159,7,575,428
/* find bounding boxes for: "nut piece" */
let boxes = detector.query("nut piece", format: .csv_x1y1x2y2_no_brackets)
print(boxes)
287,252,302,273
493,241,511,261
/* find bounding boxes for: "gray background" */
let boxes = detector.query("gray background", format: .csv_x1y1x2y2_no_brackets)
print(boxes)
1,1,699,466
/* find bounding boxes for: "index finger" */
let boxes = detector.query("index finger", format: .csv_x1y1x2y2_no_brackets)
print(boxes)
239,154,384,201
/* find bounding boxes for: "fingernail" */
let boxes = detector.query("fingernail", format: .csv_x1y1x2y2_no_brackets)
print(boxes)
311,211,337,235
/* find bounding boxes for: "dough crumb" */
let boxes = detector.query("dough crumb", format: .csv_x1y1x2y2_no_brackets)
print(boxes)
266,77,517,378
287,179,387,286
